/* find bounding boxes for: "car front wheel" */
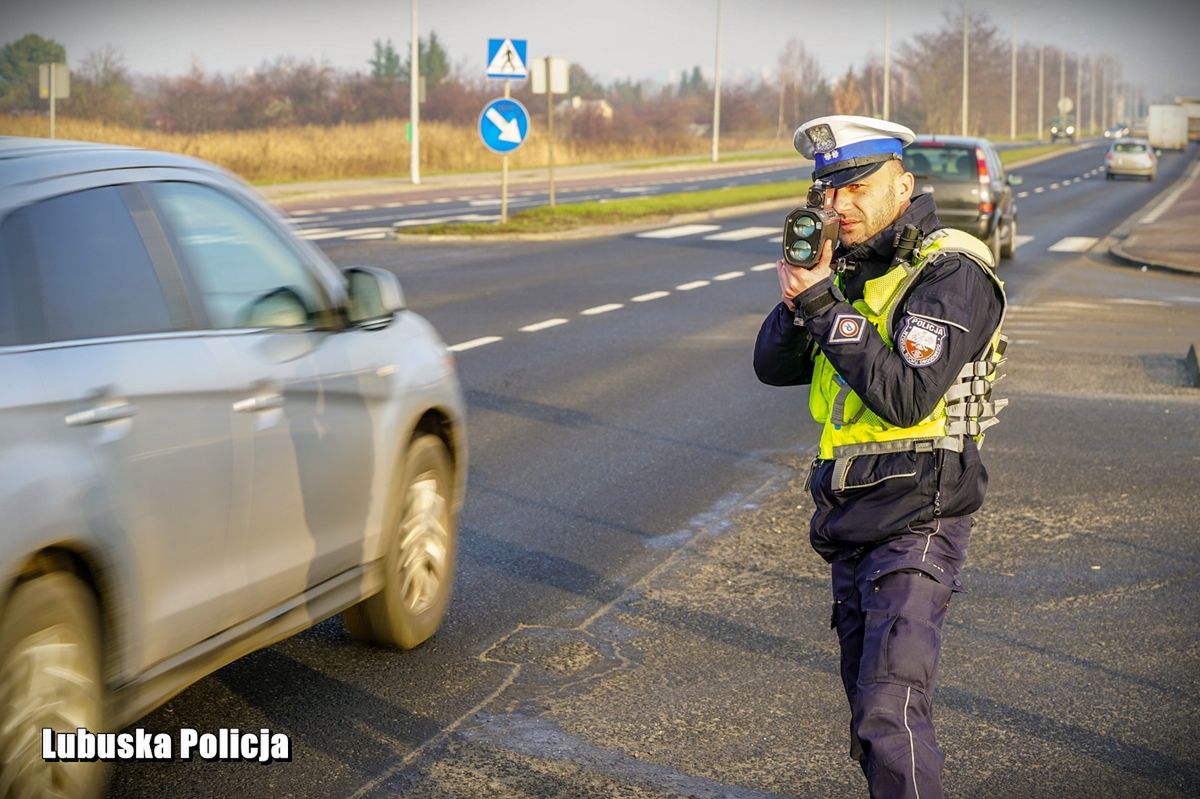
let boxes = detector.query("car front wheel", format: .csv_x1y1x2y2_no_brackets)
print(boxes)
344,434,457,649
0,570,107,799
987,223,1001,265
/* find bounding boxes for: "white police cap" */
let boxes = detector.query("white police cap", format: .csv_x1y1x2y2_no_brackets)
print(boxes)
793,115,916,187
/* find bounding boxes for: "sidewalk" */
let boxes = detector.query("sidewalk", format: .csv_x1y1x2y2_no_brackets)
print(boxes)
1110,152,1200,275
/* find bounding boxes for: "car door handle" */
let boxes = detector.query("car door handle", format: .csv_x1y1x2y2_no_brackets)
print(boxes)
65,402,138,427
233,393,286,413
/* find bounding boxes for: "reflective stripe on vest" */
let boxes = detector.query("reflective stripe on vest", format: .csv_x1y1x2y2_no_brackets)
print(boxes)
808,228,1009,471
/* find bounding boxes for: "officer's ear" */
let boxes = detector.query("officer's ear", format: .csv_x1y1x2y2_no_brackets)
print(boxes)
895,161,915,202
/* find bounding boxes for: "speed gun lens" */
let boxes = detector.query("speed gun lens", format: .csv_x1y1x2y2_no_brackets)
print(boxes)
792,217,817,238
789,240,813,262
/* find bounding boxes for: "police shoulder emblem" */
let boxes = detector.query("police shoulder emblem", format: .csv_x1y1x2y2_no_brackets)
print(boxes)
898,316,947,367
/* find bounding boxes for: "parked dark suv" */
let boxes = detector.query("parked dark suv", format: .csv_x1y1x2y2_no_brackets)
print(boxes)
903,135,1022,264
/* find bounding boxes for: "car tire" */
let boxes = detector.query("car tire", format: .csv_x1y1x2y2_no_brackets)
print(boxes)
1000,216,1017,260
344,434,457,649
0,570,107,799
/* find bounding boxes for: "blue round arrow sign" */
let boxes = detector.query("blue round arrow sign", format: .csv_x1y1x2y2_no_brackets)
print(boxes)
479,98,530,155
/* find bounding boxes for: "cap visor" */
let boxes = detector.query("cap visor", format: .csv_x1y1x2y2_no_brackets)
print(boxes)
821,160,888,188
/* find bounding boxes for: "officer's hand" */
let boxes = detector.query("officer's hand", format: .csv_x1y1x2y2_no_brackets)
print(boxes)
778,240,834,311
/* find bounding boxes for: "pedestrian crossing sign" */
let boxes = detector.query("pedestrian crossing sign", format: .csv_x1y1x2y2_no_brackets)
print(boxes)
487,38,527,79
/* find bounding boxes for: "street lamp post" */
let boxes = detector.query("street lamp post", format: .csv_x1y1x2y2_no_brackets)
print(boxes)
410,0,420,185
1037,46,1045,141
1010,19,1017,140
711,0,722,163
961,4,969,136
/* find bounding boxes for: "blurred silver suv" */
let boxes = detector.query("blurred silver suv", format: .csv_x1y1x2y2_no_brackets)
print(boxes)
0,137,467,798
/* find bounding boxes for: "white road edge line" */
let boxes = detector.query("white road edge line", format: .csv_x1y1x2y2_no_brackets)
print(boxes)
520,318,570,332
448,336,502,352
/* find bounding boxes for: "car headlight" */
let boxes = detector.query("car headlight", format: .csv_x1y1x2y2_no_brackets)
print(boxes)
1066,126,1075,135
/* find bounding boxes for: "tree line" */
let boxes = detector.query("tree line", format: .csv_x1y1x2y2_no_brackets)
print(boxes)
0,10,1128,143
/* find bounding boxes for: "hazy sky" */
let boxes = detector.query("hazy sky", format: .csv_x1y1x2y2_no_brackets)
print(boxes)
6,0,1199,102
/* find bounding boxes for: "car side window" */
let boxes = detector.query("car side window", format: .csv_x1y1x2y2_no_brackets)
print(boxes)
150,181,332,330
4,186,175,344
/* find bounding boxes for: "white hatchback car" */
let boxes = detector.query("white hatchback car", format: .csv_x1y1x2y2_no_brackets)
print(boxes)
0,137,467,798
1105,137,1157,181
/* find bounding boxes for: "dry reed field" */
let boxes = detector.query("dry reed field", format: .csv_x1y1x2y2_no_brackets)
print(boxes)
0,116,784,183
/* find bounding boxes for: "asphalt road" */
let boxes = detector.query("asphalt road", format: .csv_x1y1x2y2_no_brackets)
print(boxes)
107,145,1200,798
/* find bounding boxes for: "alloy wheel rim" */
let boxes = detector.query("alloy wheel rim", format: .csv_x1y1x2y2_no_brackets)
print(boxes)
395,471,450,615
0,623,98,799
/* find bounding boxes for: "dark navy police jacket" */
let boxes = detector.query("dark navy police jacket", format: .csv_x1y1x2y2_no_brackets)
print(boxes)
754,193,1004,563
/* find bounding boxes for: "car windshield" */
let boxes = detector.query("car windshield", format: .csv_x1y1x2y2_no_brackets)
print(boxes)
903,146,977,182
1114,142,1148,153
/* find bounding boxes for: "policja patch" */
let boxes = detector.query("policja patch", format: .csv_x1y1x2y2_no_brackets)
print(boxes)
897,315,947,367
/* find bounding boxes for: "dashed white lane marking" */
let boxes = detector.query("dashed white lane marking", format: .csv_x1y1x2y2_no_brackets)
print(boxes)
581,303,624,315
322,206,346,212
614,186,652,194
1048,236,1099,253
435,198,453,204
750,262,777,272
382,202,406,208
714,271,744,281
297,227,337,237
1044,300,1103,309
520,318,569,332
448,336,502,352
768,235,783,243
1050,182,1061,189
637,224,722,239
1011,339,1041,345
1017,191,1029,198
1013,235,1035,249
632,291,670,302
350,204,374,211
347,231,390,240
469,199,503,206
1034,187,1045,193
303,226,393,241
1109,298,1171,307
676,280,710,291
703,226,779,241
290,209,319,216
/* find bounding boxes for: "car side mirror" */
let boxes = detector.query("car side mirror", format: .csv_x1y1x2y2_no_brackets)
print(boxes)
1006,174,1024,186
345,266,405,328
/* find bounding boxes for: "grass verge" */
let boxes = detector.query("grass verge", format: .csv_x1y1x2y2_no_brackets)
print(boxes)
397,180,811,235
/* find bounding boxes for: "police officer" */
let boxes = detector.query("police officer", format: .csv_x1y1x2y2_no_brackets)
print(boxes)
754,115,1008,798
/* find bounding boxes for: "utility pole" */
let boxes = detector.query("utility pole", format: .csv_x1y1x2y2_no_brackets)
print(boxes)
883,0,891,120
1010,18,1017,140
1058,47,1065,122
711,0,722,163
409,0,420,184
961,3,969,136
1089,57,1096,134
1037,45,1044,141
1080,53,1089,133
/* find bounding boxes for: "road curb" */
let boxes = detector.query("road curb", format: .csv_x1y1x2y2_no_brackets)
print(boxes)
1103,154,1200,277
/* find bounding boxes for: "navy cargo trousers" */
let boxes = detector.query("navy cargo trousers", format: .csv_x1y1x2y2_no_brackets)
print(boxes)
829,516,972,799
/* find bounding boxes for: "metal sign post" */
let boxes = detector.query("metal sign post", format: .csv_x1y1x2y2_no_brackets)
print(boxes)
531,56,568,208
39,63,70,139
478,96,530,224
485,39,528,224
